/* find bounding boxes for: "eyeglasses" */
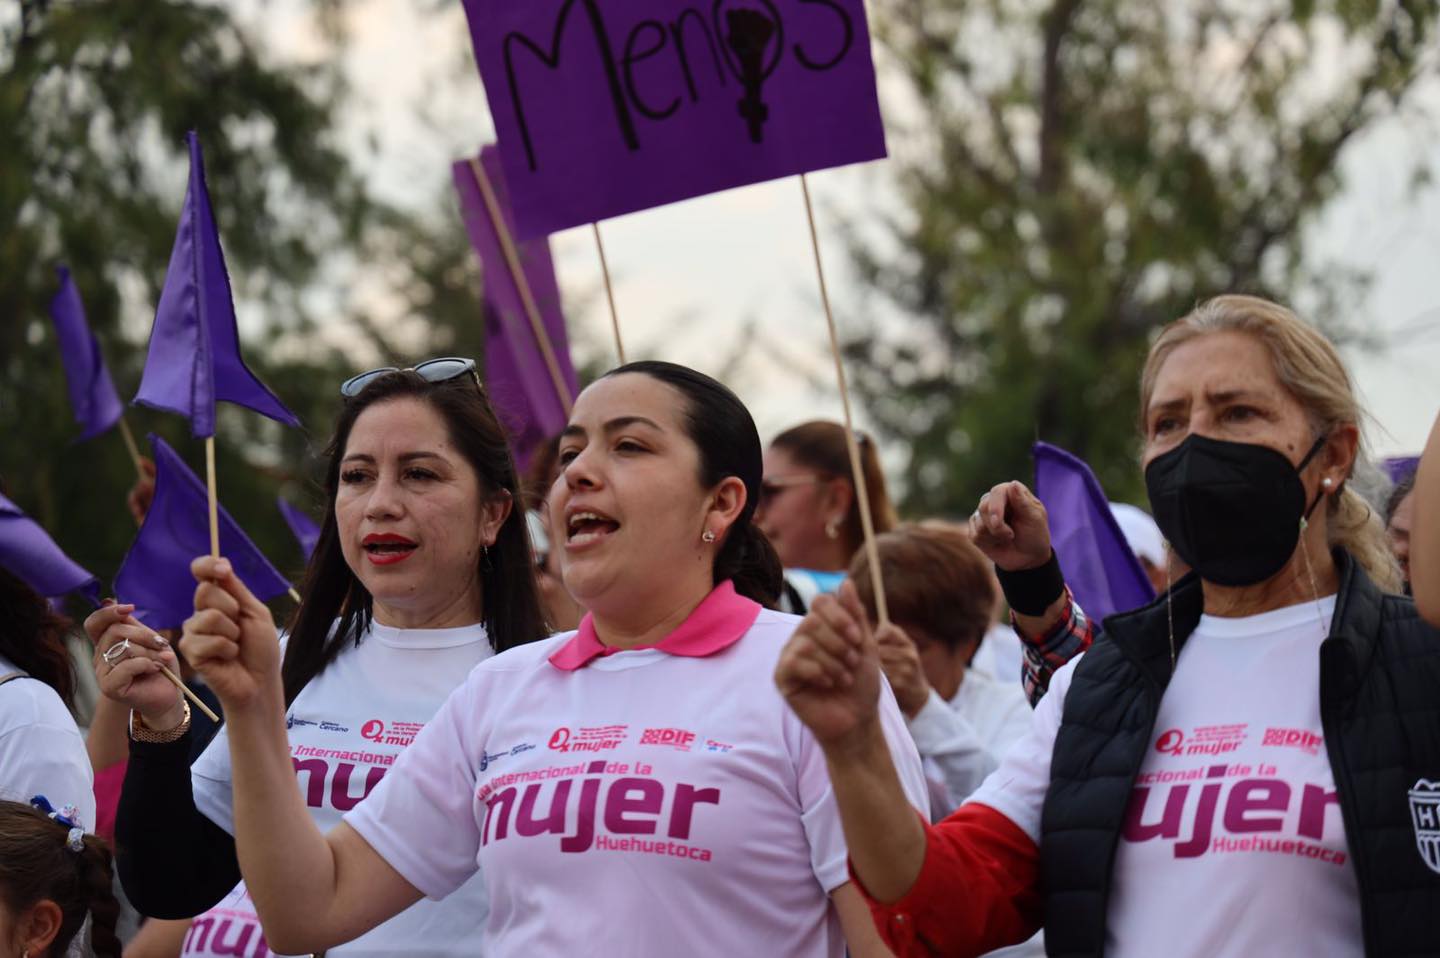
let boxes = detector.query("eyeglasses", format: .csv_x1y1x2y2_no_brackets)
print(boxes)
340,357,482,398
758,475,827,505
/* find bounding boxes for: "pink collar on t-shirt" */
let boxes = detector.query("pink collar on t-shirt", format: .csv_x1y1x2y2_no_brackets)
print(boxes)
548,580,762,671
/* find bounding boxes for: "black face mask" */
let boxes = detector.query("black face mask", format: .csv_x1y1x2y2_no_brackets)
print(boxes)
1144,434,1328,587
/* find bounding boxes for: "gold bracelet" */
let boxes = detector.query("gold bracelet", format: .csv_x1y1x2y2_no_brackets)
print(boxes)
130,700,192,744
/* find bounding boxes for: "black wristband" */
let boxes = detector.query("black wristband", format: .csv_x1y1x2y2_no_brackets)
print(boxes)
995,550,1065,616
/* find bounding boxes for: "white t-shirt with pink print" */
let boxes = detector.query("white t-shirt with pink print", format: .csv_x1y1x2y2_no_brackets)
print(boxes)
185,620,494,957
968,594,1363,957
346,581,930,957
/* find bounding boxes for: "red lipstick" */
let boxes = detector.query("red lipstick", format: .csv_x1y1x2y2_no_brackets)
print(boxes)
362,533,417,566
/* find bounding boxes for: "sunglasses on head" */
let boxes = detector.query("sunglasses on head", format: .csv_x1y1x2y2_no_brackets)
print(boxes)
340,357,482,398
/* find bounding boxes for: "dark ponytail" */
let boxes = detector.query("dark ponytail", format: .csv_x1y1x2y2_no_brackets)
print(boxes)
717,523,784,609
0,800,122,958
77,837,122,958
602,361,783,607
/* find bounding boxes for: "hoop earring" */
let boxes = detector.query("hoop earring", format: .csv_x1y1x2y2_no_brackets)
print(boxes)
702,530,717,543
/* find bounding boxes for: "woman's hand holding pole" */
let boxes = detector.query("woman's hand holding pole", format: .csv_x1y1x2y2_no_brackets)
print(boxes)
180,557,419,954
775,581,927,903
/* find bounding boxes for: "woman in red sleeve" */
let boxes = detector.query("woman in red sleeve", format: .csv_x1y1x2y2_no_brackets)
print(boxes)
776,295,1440,958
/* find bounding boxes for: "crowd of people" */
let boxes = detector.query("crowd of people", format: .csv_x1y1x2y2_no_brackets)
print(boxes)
2,293,1439,956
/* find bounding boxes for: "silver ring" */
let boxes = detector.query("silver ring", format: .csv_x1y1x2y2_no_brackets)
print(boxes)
102,639,131,666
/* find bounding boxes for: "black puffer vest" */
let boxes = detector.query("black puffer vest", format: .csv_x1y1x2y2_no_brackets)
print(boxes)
1039,551,1440,957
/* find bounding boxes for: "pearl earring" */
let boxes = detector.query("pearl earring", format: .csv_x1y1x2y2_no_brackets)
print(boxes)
825,519,840,540
1322,477,1334,489
702,530,716,543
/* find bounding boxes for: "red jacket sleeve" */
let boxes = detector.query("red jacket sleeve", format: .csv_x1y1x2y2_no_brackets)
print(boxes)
851,803,1042,957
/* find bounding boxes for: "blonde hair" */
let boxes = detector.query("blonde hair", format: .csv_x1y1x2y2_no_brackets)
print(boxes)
1139,295,1401,593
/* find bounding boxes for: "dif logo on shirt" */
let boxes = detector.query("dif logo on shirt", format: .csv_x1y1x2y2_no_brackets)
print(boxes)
640,727,696,750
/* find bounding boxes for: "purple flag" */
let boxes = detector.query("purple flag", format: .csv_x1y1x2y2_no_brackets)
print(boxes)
134,131,299,437
114,435,292,629
277,497,320,560
49,266,124,442
461,0,888,238
453,148,577,470
1032,442,1156,624
1384,456,1420,485
0,493,99,603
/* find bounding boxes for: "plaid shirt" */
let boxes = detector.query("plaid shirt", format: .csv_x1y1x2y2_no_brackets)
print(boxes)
1016,588,1094,706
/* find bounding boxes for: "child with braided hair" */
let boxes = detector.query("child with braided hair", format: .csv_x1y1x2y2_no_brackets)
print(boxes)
0,797,120,958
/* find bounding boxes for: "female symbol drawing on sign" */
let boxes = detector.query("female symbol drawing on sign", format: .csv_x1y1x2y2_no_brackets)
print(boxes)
724,6,779,142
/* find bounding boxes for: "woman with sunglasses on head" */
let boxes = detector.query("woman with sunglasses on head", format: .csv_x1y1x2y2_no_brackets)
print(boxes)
177,361,928,957
84,358,547,956
777,296,1440,957
755,421,899,612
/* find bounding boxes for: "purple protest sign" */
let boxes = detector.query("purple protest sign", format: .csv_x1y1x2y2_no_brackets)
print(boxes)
453,147,577,469
460,0,887,238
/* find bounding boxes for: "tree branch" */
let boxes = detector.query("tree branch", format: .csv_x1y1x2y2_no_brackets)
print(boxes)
1037,0,1083,195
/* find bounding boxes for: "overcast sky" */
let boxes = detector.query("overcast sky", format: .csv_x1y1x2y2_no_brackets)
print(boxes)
240,0,1440,480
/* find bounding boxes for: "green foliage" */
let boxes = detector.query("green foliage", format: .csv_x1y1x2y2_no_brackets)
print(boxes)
848,0,1436,516
0,1,484,610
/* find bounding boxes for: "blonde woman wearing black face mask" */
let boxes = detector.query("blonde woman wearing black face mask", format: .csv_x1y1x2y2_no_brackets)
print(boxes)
776,295,1440,958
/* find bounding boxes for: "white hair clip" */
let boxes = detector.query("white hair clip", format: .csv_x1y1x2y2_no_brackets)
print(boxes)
66,826,84,853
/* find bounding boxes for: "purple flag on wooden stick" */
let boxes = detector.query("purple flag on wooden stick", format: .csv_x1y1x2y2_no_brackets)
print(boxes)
134,131,299,437
0,493,100,603
114,435,292,629
277,497,320,560
460,0,888,238
453,147,577,470
1033,442,1156,624
49,266,124,442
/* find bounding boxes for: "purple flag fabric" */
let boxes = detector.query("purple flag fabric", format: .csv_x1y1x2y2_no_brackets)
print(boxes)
277,497,320,560
1032,442,1156,624
134,131,299,437
114,435,292,629
453,147,577,470
460,0,888,238
1384,456,1420,485
0,493,99,603
49,266,124,442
